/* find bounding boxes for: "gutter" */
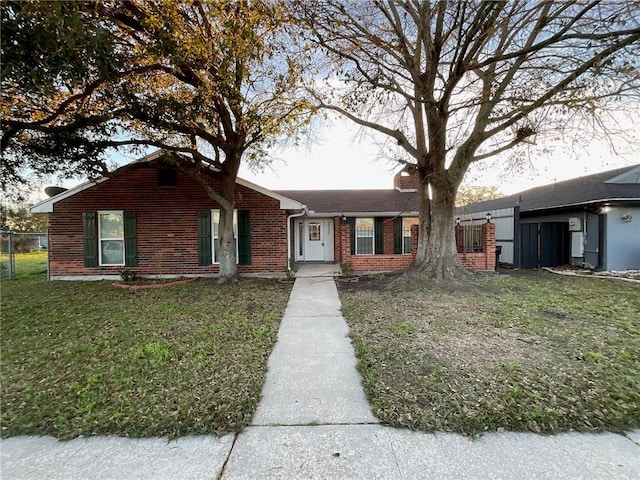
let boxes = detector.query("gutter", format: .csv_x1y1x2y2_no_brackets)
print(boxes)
287,206,308,271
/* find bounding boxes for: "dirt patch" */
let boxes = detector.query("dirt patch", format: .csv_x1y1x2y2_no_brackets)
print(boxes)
113,277,199,290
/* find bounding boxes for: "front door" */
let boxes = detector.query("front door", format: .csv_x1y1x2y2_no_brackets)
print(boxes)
305,220,324,261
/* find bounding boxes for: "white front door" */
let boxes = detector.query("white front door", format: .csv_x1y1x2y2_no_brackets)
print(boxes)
305,220,324,261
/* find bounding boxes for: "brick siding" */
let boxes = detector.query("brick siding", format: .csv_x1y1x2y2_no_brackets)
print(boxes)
48,164,288,278
338,219,496,273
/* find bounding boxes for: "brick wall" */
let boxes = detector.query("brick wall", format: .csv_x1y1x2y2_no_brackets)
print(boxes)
339,219,496,273
456,223,496,271
48,164,288,278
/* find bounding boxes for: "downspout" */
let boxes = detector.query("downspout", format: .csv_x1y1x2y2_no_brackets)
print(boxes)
287,206,307,272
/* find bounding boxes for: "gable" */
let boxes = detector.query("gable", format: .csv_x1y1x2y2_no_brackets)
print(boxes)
31,151,303,213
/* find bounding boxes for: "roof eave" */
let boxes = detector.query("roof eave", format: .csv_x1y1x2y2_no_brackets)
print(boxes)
29,150,304,212
522,197,640,213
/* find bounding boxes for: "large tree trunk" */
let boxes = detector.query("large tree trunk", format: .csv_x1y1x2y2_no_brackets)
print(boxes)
217,167,238,284
412,170,467,281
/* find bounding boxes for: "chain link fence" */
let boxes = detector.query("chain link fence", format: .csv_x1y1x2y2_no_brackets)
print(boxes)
1,231,48,280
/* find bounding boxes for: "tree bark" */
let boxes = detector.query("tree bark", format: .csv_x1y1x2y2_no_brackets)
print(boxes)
413,169,467,281
217,161,239,284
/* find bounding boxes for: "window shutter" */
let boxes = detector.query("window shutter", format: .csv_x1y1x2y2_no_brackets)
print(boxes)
83,212,98,267
394,217,403,254
374,217,384,255
123,211,137,267
197,210,212,266
238,209,251,265
346,217,356,255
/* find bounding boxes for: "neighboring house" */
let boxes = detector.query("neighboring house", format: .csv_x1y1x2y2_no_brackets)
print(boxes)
456,164,640,271
31,151,494,280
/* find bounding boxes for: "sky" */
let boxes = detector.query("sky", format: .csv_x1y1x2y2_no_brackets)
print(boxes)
236,114,639,195
38,111,638,203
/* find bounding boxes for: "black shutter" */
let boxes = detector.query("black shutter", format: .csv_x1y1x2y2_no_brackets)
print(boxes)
346,217,356,255
123,211,137,267
374,217,384,255
238,209,251,265
83,212,98,267
394,217,403,254
197,210,212,265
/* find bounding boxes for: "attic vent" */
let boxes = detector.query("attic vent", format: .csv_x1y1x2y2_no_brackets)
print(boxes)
157,166,177,186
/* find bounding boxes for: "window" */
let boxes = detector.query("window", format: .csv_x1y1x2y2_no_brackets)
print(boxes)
308,222,321,241
402,218,419,254
212,209,238,263
99,211,124,265
355,218,374,255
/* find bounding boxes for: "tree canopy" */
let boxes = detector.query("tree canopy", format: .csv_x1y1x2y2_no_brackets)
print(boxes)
1,0,311,281
300,0,640,279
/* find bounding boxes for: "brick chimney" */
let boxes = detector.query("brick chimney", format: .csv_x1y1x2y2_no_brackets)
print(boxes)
394,169,419,192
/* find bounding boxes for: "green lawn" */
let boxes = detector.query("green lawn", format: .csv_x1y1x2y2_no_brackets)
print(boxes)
339,271,640,435
1,250,48,279
1,261,292,439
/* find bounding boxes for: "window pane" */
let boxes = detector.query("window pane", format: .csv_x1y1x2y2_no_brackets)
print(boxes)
101,240,124,265
403,237,411,254
100,213,123,238
356,238,373,255
355,218,374,255
212,211,220,238
309,222,321,241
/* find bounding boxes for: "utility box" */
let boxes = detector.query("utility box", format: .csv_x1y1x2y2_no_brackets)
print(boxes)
568,217,582,232
571,232,584,257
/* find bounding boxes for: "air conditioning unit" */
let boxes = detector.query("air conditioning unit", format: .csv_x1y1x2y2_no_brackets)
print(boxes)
568,217,582,231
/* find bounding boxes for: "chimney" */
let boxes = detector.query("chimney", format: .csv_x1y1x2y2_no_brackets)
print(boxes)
394,169,419,192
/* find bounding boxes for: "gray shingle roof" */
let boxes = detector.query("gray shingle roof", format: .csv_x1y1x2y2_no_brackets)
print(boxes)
278,164,640,216
275,189,420,215
456,164,640,215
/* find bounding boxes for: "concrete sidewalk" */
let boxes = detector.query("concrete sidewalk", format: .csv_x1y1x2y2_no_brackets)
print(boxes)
2,270,639,479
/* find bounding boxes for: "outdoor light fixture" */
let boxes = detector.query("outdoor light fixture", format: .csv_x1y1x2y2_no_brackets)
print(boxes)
621,213,632,223
485,212,492,223
455,216,461,226
341,214,347,222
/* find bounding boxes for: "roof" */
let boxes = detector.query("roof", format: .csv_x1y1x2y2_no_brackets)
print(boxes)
457,164,640,215
275,189,420,216
30,150,304,213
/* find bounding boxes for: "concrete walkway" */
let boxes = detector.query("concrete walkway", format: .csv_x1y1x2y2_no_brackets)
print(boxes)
2,267,639,479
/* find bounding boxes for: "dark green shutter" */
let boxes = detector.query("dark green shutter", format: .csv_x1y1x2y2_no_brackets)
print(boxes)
374,217,384,255
123,211,137,267
238,209,251,265
346,217,356,255
197,210,212,265
394,217,403,254
83,212,98,267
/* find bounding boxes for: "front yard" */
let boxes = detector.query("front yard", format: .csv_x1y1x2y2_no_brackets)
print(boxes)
1,261,291,439
339,271,640,435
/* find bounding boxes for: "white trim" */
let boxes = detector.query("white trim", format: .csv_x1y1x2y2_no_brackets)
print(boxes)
30,149,304,213
305,211,419,217
98,210,125,266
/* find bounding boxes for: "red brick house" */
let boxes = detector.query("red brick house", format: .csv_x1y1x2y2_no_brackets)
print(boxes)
31,151,495,279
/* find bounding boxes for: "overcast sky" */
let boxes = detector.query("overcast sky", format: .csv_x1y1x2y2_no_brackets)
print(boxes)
237,114,639,195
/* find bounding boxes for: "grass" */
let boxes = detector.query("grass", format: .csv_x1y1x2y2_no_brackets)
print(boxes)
338,270,640,436
1,251,48,279
1,255,292,439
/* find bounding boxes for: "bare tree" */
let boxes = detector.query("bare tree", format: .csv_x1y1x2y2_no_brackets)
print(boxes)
300,0,640,280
